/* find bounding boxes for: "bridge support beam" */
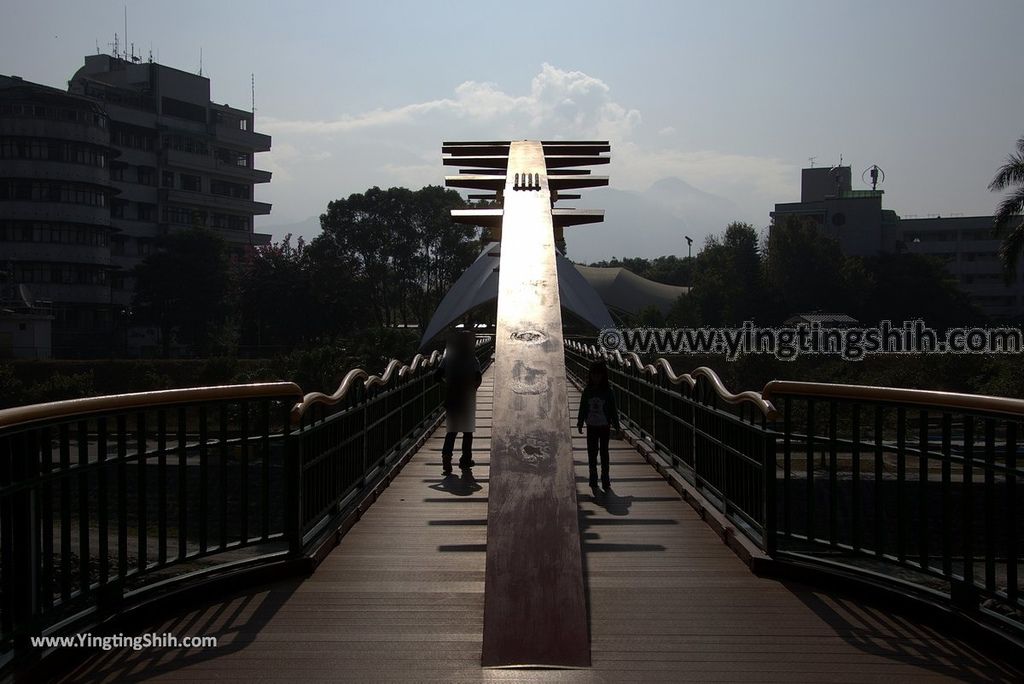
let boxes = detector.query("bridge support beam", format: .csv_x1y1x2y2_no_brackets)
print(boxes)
480,140,589,668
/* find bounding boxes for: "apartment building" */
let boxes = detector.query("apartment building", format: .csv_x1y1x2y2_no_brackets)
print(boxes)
0,75,115,356
771,166,1023,320
0,54,272,356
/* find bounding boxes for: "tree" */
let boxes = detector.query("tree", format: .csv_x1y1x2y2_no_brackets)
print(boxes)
859,252,981,326
763,215,869,320
133,228,232,357
406,186,479,328
238,235,337,349
587,256,652,279
989,136,1024,278
647,255,692,286
687,222,764,325
317,186,477,330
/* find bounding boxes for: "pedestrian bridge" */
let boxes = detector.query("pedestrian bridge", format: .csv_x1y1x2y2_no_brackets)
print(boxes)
0,338,1021,681
1,137,1022,680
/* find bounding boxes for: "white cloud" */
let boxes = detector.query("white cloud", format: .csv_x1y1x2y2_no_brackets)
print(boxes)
261,63,641,141
256,63,794,232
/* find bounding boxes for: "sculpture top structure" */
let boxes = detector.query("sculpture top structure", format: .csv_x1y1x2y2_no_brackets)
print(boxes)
444,140,609,667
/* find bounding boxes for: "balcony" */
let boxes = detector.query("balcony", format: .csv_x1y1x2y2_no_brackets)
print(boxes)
0,118,109,147
161,149,272,184
1,201,110,226
160,188,271,215
211,123,271,152
0,160,112,188
0,241,111,266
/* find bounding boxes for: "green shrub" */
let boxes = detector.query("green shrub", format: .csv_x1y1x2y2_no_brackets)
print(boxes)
24,371,95,405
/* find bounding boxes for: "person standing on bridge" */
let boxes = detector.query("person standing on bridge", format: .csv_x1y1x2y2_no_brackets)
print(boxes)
577,359,621,490
436,331,482,476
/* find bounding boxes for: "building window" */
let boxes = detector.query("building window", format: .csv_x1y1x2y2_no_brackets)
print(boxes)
0,180,106,207
137,167,155,186
210,180,249,199
215,147,249,168
162,134,209,155
111,124,155,151
211,213,250,231
162,170,174,187
137,203,155,221
0,221,109,247
162,206,191,225
180,174,201,192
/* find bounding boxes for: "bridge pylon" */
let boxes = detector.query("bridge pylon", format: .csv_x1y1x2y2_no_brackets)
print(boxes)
444,140,609,668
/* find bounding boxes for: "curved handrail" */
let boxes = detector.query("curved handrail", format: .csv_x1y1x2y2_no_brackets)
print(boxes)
690,368,779,419
290,352,441,422
290,341,492,423
566,340,778,419
762,379,1024,419
0,382,303,431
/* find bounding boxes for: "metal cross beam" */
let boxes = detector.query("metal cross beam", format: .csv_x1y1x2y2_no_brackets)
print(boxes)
444,139,609,668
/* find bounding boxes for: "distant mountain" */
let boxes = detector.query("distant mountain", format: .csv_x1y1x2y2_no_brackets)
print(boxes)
257,176,749,262
564,177,747,262
257,215,322,245
645,176,736,222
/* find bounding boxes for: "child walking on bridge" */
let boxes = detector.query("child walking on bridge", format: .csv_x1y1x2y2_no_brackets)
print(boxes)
577,360,621,490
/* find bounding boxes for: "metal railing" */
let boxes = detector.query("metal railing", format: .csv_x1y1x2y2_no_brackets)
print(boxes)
566,339,1023,642
565,341,777,547
763,380,1022,634
0,337,493,666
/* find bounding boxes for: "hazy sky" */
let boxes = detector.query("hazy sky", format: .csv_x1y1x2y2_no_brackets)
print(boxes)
3,1,1022,258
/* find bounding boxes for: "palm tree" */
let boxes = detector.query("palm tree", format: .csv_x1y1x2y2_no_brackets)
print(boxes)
989,136,1024,278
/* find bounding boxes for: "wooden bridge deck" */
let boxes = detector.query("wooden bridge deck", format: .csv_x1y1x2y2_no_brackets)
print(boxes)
60,367,1020,682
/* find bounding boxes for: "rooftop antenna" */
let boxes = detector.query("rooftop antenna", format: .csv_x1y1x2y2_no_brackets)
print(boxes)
251,73,256,117
95,39,100,55
808,156,816,168
124,5,128,60
148,43,153,63
199,47,203,76
829,162,842,195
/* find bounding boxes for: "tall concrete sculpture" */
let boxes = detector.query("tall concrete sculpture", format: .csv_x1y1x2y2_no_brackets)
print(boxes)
444,140,609,667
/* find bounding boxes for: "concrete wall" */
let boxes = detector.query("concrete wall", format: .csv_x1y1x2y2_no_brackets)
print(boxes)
0,313,52,359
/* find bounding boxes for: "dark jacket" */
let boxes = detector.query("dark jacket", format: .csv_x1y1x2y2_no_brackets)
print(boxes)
577,384,620,430
434,356,482,411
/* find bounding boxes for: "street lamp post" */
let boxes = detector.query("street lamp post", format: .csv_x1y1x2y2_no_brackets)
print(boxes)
684,235,693,287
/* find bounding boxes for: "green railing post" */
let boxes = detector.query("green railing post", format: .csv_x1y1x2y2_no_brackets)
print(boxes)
361,389,369,486
284,407,302,556
5,434,39,651
764,432,778,557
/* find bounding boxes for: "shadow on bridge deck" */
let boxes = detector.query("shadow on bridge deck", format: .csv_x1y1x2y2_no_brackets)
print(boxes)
58,367,1020,682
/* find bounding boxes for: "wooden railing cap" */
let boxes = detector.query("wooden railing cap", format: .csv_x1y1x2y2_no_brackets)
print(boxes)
761,379,1024,418
0,382,303,431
